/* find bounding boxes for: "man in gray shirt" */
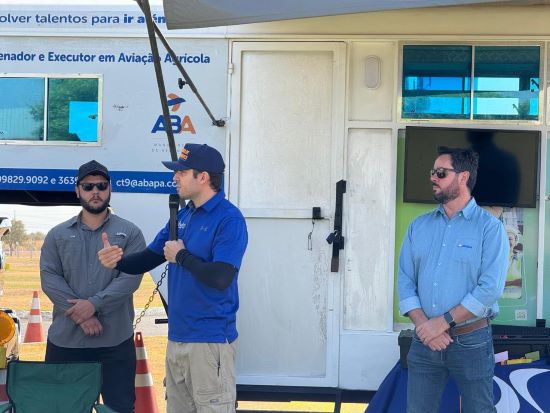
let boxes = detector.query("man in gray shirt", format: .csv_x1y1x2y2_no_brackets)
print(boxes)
40,160,145,413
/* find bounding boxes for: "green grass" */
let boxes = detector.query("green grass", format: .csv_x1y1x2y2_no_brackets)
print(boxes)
1,250,163,311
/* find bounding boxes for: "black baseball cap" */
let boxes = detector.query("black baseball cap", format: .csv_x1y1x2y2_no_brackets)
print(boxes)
77,160,110,184
162,143,225,174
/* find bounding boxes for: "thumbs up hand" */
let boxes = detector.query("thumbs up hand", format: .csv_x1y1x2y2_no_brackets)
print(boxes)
97,232,123,269
102,232,111,249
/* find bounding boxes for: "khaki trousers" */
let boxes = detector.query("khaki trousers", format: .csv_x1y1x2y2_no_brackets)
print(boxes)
166,340,237,413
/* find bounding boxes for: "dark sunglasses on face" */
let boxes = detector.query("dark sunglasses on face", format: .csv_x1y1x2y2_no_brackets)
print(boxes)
79,182,109,191
430,167,458,179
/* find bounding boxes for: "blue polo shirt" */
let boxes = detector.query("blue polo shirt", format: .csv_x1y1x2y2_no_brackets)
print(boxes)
148,191,248,343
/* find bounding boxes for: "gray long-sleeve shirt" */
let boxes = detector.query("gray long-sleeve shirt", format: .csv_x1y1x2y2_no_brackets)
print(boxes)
40,211,145,348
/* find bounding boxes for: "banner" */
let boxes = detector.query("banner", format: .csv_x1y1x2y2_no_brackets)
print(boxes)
0,168,175,194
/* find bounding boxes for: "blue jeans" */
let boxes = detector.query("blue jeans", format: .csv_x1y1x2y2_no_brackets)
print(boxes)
406,326,496,413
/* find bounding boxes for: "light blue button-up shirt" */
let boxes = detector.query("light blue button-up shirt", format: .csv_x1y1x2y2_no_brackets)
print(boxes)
398,198,509,323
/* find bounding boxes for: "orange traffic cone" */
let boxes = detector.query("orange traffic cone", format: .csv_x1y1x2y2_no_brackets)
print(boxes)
23,291,45,343
134,332,158,413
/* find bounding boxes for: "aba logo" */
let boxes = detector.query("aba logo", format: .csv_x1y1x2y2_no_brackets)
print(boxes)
151,93,196,134
168,93,185,111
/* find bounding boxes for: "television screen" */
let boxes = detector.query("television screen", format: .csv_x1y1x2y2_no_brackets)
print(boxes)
404,126,540,208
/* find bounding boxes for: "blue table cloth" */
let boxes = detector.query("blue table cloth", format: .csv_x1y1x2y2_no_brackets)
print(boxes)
367,359,550,412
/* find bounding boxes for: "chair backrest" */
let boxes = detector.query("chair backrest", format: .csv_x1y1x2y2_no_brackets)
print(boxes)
6,360,102,413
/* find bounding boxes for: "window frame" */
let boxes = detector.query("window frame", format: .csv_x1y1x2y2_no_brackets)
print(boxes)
399,42,544,124
0,73,103,145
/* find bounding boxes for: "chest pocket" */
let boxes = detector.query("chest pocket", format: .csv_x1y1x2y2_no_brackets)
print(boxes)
56,237,83,271
452,238,478,263
110,232,129,250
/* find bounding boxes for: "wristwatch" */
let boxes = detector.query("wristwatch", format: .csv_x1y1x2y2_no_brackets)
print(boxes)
443,311,456,328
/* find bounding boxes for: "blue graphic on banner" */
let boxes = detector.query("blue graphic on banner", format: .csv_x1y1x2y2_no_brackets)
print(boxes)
0,168,176,194
368,360,550,412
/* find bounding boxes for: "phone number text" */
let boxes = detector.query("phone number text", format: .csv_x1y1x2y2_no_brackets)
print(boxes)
0,174,77,185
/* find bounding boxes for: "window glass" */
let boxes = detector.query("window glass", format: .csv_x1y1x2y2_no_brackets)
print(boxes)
402,45,472,119
47,78,99,142
473,46,540,120
0,78,44,140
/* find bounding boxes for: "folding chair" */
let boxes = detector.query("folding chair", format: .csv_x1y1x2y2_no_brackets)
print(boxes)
0,360,117,413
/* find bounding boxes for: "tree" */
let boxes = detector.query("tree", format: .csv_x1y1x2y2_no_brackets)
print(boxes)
26,231,45,259
4,219,27,253
31,78,99,141
28,231,45,241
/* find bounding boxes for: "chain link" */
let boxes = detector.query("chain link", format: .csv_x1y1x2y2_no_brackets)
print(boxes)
133,263,169,330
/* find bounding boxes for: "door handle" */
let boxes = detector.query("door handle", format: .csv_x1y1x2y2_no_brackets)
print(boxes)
327,180,346,272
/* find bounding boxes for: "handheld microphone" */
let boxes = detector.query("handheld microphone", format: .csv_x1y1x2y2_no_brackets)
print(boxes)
169,194,180,241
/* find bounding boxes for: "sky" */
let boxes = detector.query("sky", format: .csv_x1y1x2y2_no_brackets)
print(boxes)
0,204,81,234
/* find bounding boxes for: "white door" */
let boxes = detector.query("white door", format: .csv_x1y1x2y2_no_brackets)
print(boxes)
229,42,346,386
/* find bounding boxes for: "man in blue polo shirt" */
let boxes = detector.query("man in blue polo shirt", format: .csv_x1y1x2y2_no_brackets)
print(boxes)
98,143,248,413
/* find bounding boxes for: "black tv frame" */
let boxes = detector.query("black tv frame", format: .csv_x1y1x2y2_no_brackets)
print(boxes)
403,126,541,208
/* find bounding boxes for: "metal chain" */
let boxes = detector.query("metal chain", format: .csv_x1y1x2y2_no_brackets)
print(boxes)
133,263,169,330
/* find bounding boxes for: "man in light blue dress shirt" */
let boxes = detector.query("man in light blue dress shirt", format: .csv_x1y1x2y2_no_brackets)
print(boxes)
398,147,508,413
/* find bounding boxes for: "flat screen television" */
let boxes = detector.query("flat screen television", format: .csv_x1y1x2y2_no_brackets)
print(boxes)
404,126,540,208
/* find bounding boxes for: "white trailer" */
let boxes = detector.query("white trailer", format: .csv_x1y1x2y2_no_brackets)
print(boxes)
1,0,550,398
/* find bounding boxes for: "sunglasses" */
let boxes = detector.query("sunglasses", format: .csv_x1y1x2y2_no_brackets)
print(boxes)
430,167,458,179
79,182,109,191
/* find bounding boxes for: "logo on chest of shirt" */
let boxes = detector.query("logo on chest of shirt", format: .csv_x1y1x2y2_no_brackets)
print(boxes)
177,223,208,232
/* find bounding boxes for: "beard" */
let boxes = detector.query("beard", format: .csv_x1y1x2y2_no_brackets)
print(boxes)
433,178,459,204
80,193,111,214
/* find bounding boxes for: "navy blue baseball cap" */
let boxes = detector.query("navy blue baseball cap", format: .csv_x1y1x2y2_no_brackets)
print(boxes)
77,160,110,183
162,143,225,174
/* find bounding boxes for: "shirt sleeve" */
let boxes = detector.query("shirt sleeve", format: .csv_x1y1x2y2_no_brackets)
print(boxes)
40,230,80,312
398,223,422,316
460,220,509,317
212,217,248,269
88,224,146,315
176,250,237,290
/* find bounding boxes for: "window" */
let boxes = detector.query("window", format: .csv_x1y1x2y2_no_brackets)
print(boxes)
403,45,472,119
0,75,101,142
402,45,540,121
474,46,539,120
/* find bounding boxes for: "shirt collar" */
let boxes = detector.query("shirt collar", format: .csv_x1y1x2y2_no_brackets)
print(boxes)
436,197,477,220
67,215,79,228
460,197,477,220
201,190,225,212
67,209,113,228
186,191,225,212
